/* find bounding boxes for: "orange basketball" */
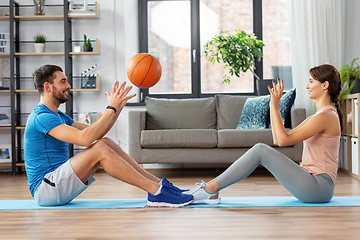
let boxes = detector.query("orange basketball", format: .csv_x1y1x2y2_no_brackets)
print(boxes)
126,53,162,89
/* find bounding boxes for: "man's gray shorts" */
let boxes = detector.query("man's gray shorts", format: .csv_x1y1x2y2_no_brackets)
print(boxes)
34,160,95,206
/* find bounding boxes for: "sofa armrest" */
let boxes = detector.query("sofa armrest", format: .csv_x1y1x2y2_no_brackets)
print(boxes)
129,111,146,163
290,108,306,128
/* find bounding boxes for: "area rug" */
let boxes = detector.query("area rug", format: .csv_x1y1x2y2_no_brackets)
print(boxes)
1,196,360,210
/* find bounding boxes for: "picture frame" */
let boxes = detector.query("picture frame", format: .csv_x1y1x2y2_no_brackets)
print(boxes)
0,145,11,163
0,106,11,126
69,0,88,11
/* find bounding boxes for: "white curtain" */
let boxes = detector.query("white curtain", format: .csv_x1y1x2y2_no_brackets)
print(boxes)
288,0,345,116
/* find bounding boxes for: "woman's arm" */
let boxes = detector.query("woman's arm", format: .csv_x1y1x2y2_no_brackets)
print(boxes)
268,80,337,147
268,79,284,146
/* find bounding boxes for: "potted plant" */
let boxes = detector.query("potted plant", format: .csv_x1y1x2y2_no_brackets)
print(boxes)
33,0,46,15
340,58,360,95
204,28,268,95
83,34,93,52
33,34,46,53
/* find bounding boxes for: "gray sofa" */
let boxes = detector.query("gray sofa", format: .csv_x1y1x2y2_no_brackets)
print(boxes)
129,95,306,165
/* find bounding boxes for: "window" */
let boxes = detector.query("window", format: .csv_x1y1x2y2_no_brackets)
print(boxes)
147,1,192,95
262,0,292,90
138,0,292,100
200,0,254,94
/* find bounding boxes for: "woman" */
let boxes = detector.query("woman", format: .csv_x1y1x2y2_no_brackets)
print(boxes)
186,64,342,203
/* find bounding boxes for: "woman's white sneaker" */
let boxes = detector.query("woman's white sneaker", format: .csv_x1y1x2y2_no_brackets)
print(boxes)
184,181,220,204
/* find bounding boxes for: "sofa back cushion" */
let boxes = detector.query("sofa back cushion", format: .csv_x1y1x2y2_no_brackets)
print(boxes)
216,95,250,130
145,97,217,130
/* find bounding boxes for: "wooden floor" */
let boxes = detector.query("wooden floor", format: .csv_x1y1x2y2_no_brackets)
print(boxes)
1,168,360,240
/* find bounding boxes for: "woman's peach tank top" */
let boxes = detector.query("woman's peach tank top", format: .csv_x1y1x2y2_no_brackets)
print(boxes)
301,106,341,183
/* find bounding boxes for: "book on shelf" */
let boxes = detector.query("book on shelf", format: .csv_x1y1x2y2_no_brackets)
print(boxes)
0,33,10,39
0,47,10,53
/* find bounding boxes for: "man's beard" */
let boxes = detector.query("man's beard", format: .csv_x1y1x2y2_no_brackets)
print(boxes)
52,86,69,104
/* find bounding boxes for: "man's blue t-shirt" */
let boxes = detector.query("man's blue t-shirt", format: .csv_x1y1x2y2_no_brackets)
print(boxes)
24,103,74,197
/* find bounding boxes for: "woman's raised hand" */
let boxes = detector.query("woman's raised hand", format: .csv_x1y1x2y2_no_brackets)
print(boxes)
268,78,284,107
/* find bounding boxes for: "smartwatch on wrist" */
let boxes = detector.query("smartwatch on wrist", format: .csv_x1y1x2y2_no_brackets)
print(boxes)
106,105,117,113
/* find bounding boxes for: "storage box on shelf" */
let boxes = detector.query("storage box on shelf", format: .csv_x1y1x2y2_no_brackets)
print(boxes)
340,93,360,179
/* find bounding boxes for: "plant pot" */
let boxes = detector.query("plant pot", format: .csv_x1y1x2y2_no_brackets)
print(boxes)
256,79,275,96
34,43,45,53
350,79,360,94
34,0,45,15
82,47,93,52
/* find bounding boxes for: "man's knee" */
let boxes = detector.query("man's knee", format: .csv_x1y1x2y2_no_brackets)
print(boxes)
91,139,112,154
99,137,116,147
99,137,123,151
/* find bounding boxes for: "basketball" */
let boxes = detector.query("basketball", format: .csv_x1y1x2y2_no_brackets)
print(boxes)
126,53,162,89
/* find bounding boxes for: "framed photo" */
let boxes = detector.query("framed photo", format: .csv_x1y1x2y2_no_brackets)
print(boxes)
0,145,11,163
0,106,11,126
69,0,88,11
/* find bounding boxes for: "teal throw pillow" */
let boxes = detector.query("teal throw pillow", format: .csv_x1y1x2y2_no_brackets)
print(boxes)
267,88,296,128
236,95,271,129
279,88,296,127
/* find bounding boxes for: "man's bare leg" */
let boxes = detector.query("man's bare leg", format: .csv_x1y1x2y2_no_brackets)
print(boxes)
70,139,160,195
100,137,161,183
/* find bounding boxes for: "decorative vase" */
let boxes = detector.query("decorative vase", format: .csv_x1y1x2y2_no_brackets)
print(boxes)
82,46,93,52
34,43,45,53
34,0,46,15
256,79,275,96
350,80,360,94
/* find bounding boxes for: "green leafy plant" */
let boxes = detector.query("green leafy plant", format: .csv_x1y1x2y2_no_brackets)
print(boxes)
204,28,265,84
32,68,38,78
83,34,92,48
339,58,360,105
34,34,46,43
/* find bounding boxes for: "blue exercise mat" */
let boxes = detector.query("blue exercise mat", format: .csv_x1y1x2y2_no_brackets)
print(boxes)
1,196,360,210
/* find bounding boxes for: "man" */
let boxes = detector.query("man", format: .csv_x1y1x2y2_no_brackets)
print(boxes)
24,64,193,207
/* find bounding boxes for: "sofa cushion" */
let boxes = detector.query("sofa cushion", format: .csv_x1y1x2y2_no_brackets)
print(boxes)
280,88,296,127
236,95,271,129
217,129,279,148
141,129,218,148
266,88,296,128
216,95,249,130
145,97,217,130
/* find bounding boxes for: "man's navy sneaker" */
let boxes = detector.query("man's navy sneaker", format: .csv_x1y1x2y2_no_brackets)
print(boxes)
147,185,194,207
161,177,189,193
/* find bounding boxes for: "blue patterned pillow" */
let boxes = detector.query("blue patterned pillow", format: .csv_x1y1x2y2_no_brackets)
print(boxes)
266,88,296,128
236,95,271,129
279,88,296,127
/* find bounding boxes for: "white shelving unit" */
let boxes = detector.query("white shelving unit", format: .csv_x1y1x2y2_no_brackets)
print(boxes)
341,93,360,180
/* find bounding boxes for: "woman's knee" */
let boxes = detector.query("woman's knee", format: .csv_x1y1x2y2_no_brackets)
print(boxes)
252,143,272,155
253,142,271,149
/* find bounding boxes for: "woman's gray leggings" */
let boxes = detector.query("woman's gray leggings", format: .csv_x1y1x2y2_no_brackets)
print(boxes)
216,143,335,203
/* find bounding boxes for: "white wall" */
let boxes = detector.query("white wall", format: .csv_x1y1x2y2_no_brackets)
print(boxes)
344,0,360,64
0,0,141,153
1,0,359,154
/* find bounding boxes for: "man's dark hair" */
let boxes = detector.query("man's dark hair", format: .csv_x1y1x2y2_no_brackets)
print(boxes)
34,65,63,93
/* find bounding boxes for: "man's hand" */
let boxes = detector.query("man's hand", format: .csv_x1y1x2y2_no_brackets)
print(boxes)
104,81,136,113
